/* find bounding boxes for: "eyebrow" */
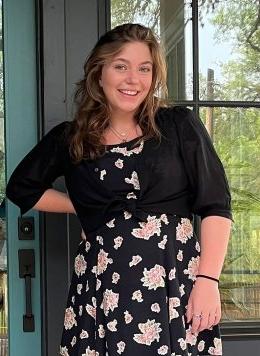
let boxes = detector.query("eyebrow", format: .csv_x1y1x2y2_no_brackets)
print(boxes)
112,58,153,65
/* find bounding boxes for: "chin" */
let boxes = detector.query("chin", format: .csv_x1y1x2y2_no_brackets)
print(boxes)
116,105,140,114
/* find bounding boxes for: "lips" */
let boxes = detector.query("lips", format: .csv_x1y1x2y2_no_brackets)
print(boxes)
118,89,139,96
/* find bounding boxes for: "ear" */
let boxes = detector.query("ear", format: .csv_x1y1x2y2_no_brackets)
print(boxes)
99,78,102,87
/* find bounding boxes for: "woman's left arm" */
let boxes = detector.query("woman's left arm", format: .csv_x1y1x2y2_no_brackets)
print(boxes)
172,106,233,334
186,215,232,333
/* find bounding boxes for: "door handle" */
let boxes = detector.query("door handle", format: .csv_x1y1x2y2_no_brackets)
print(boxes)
18,249,35,332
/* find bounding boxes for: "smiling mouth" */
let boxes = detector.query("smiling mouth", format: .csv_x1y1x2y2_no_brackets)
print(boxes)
118,89,139,96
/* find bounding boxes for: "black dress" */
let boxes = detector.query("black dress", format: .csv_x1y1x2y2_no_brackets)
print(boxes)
6,107,232,356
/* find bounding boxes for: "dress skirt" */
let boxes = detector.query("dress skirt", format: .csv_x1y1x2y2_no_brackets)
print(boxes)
59,139,222,356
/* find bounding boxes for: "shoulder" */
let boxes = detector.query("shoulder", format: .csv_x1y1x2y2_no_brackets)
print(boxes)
156,105,211,145
44,121,72,146
47,121,71,137
155,105,194,131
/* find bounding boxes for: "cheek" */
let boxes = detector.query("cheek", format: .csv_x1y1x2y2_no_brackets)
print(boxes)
143,77,153,93
100,67,114,88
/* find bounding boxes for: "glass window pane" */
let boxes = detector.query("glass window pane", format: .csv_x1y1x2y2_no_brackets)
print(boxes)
199,1,260,102
110,0,193,100
200,106,260,321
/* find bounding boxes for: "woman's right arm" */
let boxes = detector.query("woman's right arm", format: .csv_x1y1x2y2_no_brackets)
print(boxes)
6,121,72,215
32,188,76,214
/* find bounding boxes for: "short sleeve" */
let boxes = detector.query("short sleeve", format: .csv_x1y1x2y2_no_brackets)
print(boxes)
6,121,71,215
172,106,233,221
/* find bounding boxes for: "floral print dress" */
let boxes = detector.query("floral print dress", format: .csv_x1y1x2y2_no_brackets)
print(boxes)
59,137,222,356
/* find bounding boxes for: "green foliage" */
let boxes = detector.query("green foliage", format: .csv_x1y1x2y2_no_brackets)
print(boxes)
201,0,260,101
111,0,160,33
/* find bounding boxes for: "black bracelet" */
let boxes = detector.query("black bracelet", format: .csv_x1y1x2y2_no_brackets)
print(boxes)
196,274,219,284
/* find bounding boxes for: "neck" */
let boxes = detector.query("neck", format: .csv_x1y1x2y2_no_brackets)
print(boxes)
109,115,137,130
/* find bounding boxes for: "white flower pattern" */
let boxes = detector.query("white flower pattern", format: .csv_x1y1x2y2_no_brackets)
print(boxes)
125,171,140,190
60,139,222,355
115,158,124,169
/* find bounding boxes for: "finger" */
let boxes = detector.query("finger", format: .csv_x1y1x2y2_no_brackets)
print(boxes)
191,312,202,333
198,312,210,332
213,305,222,325
186,303,193,324
207,310,217,330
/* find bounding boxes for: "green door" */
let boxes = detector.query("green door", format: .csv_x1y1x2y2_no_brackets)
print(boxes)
2,0,41,355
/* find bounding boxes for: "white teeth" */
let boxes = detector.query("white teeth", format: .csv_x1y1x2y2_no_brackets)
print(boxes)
119,90,138,96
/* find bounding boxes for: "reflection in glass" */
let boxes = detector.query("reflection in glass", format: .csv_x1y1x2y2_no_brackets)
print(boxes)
199,0,260,102
0,0,8,354
110,0,193,100
200,107,260,321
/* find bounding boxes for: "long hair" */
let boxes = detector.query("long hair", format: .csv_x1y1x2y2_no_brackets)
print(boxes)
69,23,168,163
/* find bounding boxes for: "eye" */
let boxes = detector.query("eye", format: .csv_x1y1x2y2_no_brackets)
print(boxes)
114,64,128,71
139,66,152,73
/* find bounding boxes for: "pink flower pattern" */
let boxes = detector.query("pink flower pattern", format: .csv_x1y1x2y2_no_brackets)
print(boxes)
101,289,119,316
184,256,200,281
141,264,166,290
131,214,168,240
169,297,181,322
74,254,87,277
133,319,162,345
208,338,222,355
176,218,193,244
64,306,77,330
97,249,113,275
60,139,223,355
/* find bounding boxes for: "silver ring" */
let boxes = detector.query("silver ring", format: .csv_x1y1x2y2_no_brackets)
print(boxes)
193,314,202,319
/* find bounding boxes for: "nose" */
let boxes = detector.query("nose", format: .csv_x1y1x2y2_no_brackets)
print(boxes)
125,69,139,84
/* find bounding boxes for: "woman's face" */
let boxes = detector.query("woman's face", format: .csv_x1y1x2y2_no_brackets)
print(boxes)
100,41,153,120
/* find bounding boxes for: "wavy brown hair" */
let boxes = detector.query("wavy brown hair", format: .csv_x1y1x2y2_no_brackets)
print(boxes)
69,23,168,163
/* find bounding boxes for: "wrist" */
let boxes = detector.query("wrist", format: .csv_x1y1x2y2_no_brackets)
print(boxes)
194,278,219,290
196,274,219,284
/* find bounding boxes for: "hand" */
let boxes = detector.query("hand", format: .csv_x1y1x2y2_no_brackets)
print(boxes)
186,278,221,334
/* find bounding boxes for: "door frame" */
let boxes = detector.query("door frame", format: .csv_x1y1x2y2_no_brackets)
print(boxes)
4,0,42,355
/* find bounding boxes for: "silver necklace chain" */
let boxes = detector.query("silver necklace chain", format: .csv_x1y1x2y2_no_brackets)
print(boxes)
109,124,138,143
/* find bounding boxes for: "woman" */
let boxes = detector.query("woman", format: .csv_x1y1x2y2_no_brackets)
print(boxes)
6,23,232,355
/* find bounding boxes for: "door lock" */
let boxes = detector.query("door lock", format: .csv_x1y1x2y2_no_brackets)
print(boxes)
18,217,35,240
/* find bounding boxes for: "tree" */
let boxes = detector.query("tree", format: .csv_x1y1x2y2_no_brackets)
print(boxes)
111,0,160,33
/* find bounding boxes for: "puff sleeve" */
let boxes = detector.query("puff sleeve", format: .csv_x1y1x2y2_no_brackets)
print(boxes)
6,121,71,215
173,107,233,221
